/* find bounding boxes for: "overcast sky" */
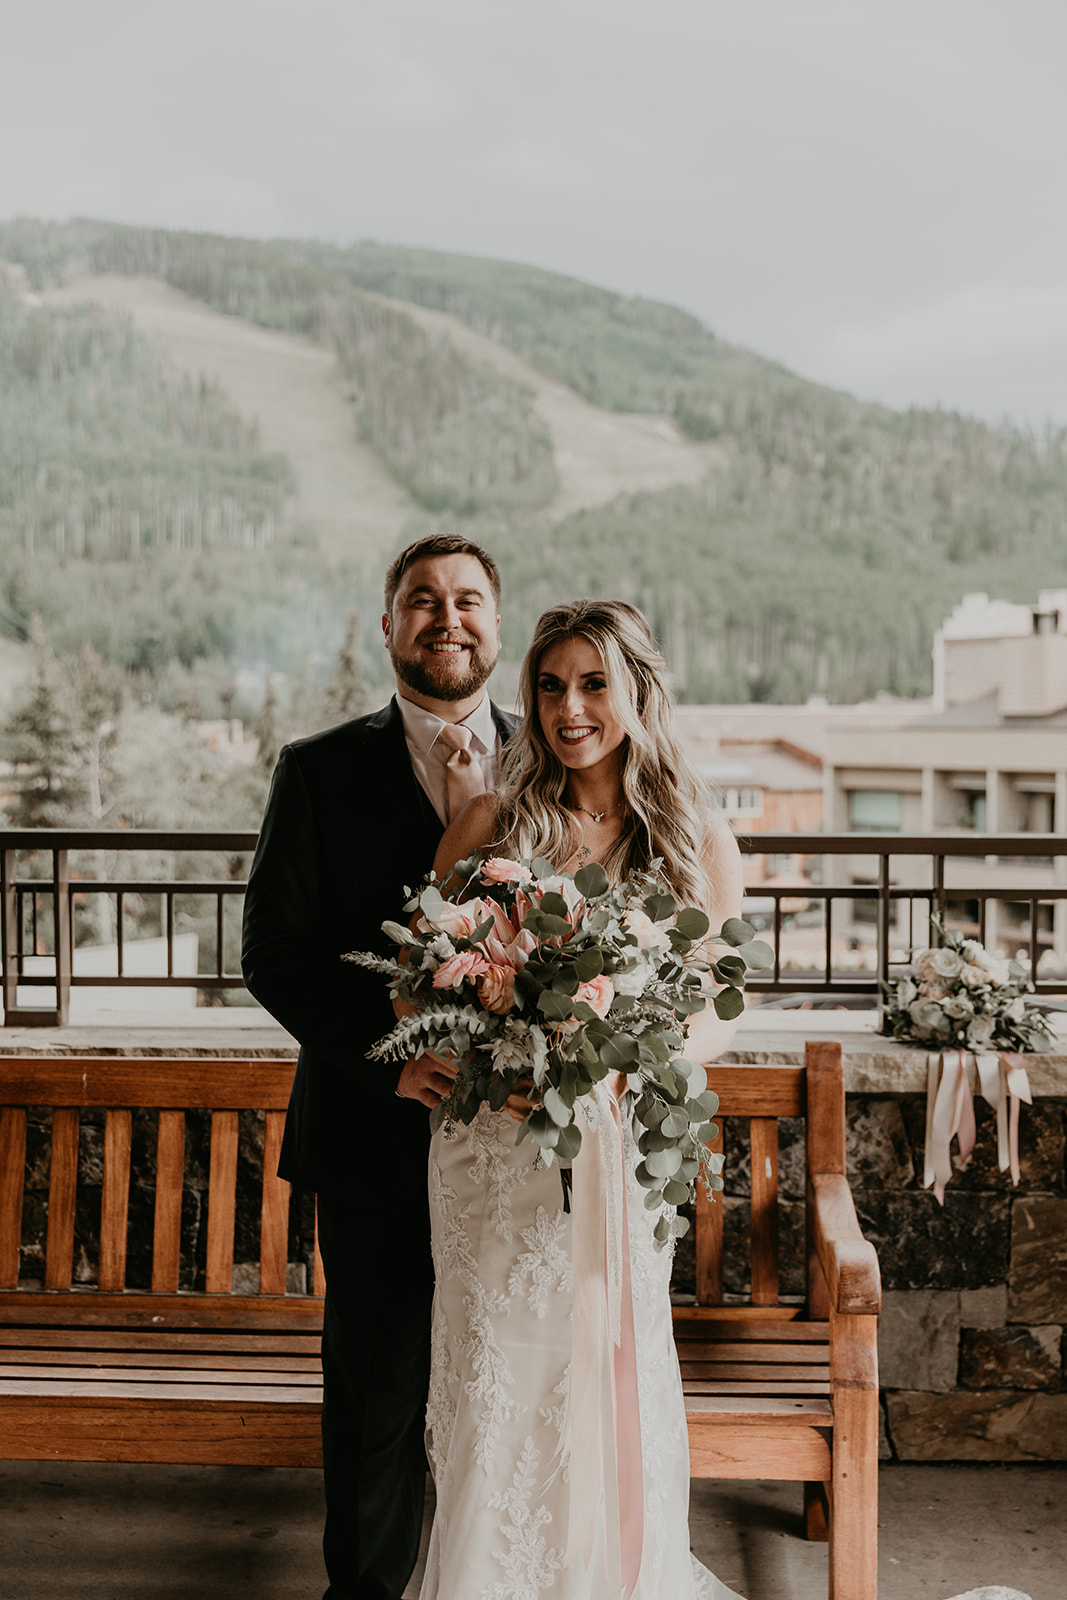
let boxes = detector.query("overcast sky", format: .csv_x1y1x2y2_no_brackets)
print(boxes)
2,1,1064,428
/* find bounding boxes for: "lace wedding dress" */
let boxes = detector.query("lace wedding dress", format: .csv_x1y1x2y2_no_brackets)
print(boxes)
420,1085,745,1600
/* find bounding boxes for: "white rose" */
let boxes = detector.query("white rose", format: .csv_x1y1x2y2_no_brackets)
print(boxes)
928,947,964,980
907,997,949,1038
622,909,672,952
612,956,656,996
960,963,988,989
966,1016,995,1048
941,995,974,1019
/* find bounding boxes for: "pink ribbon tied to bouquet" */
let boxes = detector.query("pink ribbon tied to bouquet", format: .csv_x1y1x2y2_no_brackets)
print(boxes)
923,1050,1033,1203
561,1082,645,1599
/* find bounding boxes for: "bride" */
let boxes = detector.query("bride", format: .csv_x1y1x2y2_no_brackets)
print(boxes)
414,599,747,1600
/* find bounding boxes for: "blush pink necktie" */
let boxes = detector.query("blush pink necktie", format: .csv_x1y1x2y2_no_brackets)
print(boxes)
436,723,486,822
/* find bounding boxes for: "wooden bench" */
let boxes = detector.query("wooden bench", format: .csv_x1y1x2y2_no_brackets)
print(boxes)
677,1040,881,1600
0,1055,324,1466
1,1043,878,1596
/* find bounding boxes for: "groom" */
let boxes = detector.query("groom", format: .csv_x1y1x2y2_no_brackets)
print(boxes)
242,533,518,1600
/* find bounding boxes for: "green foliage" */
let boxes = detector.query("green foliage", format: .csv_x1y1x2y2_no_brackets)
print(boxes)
5,221,1067,704
0,221,557,517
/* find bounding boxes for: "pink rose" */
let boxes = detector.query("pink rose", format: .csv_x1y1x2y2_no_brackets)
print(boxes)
576,975,615,1018
432,950,491,990
477,963,517,1014
481,857,533,886
420,904,479,940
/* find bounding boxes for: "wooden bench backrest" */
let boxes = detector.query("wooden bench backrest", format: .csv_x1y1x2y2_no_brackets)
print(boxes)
0,1056,319,1304
695,1042,843,1312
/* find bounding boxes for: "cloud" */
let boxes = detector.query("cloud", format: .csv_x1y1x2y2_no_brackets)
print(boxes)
794,279,1067,426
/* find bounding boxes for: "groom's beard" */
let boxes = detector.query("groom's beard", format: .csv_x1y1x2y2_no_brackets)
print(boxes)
389,633,498,702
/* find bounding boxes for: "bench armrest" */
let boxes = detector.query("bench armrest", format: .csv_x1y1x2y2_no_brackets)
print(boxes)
809,1172,881,1316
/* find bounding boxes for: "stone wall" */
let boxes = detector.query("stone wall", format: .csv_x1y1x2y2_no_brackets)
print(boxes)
672,1090,1067,1462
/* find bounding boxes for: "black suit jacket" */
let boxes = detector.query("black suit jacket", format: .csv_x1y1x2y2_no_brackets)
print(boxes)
241,698,518,1198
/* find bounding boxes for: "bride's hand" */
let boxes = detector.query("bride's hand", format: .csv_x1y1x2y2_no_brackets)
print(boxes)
502,1076,534,1124
397,1052,459,1108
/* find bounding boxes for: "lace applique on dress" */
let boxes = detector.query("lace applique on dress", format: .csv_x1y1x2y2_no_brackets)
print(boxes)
465,1105,528,1243
484,1436,565,1600
508,1204,571,1318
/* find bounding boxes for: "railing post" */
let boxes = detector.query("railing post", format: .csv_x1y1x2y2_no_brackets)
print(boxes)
876,852,891,1026
54,849,71,1026
1,848,18,1024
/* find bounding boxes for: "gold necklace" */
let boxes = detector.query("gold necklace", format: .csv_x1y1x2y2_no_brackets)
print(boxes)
569,800,626,824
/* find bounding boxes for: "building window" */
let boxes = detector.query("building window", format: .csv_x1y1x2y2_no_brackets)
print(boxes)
721,786,763,818
848,790,900,832
961,792,987,830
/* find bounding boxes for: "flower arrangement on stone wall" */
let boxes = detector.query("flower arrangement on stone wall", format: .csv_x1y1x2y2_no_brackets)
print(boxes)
883,922,1054,1054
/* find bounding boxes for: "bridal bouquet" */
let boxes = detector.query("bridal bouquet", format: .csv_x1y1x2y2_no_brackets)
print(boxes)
882,921,1054,1054
345,853,772,1244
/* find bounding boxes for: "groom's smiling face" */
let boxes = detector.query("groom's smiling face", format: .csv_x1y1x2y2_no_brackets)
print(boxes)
384,553,501,711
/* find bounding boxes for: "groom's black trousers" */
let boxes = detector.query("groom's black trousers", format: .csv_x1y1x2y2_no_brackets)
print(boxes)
316,1187,434,1600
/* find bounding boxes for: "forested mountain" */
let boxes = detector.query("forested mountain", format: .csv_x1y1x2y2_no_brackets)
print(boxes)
1,215,1066,711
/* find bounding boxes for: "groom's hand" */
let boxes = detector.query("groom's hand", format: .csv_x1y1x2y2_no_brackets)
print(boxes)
397,1052,458,1108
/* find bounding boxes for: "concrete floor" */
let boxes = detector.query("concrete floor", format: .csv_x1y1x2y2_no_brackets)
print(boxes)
1,1461,1062,1599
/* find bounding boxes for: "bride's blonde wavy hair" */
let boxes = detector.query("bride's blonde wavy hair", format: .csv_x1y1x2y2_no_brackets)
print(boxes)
494,599,716,907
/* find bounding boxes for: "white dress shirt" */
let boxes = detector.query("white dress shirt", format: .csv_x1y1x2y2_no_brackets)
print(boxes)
394,692,501,825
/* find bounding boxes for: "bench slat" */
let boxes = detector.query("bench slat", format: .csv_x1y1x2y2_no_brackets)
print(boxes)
98,1110,132,1292
709,1066,805,1118
0,1364,322,1388
205,1111,238,1294
0,1327,321,1353
151,1111,185,1294
677,1341,830,1364
0,1377,322,1402
0,1348,322,1371
684,1395,833,1419
0,1396,323,1467
0,1291,323,1329
0,1106,27,1288
673,1317,828,1342
684,1380,831,1396
687,1425,832,1482
259,1111,288,1296
750,1117,779,1305
0,1057,297,1110
681,1361,830,1381
45,1110,80,1291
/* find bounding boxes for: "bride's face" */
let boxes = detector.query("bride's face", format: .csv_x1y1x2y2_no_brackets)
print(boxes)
536,636,627,775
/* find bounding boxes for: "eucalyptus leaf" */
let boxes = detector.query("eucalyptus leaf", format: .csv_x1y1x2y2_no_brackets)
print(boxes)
380,920,415,946
530,856,555,880
661,1108,689,1139
574,947,605,981
663,1179,690,1206
742,939,775,970
718,916,754,948
675,907,710,940
538,990,574,1022
539,891,569,919
713,986,745,1020
555,1121,583,1159
645,1147,682,1179
542,1086,572,1127
575,862,609,897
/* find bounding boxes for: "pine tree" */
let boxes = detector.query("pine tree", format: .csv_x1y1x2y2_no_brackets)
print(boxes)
0,615,85,827
251,676,280,775
323,608,373,725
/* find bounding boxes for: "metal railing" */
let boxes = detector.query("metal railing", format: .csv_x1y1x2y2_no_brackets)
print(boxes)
3,828,1067,1025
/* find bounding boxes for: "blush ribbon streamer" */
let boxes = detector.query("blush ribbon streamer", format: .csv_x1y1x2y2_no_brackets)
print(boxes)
562,1081,645,1598
923,1050,1032,1201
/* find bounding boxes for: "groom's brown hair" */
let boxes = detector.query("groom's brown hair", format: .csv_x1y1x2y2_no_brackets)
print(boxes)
384,534,501,614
